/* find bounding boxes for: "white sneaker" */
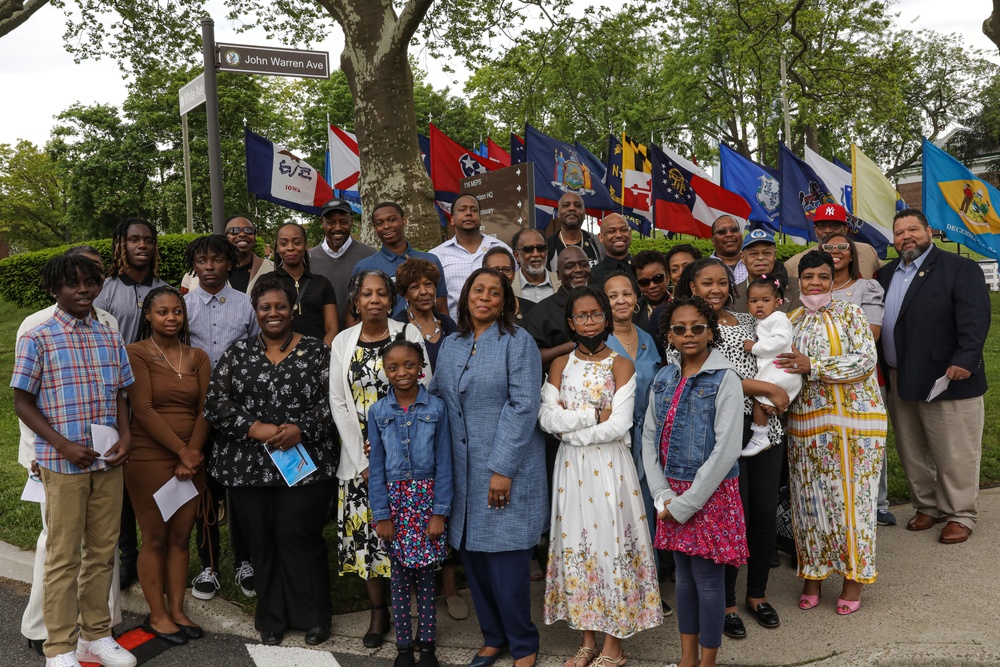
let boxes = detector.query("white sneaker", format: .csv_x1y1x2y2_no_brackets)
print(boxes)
741,436,772,458
45,652,82,667
76,637,137,667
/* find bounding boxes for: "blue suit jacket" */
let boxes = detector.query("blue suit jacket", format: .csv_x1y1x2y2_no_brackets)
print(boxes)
430,324,548,552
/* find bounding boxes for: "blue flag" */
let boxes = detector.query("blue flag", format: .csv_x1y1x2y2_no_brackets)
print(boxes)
510,133,525,165
922,138,1000,260
524,124,615,210
719,144,781,231
417,133,450,227
575,141,607,184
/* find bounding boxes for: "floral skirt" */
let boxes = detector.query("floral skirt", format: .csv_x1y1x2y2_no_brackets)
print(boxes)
337,477,390,580
385,479,447,569
655,477,749,568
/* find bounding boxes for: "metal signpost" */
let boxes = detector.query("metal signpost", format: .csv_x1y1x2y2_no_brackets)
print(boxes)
178,73,205,233
460,164,536,245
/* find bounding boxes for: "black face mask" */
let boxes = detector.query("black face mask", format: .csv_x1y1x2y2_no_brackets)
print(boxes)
571,329,611,353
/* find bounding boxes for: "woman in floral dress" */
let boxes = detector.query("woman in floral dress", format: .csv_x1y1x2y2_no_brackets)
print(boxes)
539,286,661,667
775,250,886,615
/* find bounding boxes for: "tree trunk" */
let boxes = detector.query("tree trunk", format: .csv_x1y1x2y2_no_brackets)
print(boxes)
331,0,442,250
986,0,1000,54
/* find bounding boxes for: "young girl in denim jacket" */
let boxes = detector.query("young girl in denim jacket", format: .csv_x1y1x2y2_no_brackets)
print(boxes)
368,337,452,667
641,297,748,667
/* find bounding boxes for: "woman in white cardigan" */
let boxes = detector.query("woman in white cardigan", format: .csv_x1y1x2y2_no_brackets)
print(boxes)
329,269,430,648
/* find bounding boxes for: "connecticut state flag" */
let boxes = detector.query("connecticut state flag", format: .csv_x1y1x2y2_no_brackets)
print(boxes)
922,137,1000,261
246,128,333,215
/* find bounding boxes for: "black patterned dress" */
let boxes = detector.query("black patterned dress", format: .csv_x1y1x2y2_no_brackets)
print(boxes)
337,338,392,579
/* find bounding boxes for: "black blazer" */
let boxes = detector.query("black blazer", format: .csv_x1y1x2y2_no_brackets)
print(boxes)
876,245,990,401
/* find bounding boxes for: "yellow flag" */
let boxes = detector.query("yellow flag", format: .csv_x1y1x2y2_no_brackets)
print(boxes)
852,144,901,234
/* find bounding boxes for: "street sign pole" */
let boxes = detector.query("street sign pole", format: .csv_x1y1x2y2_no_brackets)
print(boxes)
181,115,194,233
202,16,225,235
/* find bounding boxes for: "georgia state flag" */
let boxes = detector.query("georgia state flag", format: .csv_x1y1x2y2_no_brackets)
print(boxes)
246,127,333,215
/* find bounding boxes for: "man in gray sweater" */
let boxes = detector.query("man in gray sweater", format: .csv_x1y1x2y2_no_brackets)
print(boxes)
308,199,377,328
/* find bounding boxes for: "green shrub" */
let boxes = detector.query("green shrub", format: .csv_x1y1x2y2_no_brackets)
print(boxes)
629,234,808,263
0,234,204,309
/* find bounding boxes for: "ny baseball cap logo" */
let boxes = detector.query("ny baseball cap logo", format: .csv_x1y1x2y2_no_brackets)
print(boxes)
824,206,836,216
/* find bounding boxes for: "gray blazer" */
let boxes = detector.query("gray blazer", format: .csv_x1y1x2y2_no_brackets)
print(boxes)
431,324,548,552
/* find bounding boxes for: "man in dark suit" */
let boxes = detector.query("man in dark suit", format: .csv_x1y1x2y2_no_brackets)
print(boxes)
877,209,991,544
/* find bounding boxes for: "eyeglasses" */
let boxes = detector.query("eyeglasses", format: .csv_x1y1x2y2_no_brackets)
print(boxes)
492,266,515,276
636,273,666,287
821,243,850,252
517,244,547,255
571,312,607,324
226,227,256,236
669,324,709,336
713,226,741,236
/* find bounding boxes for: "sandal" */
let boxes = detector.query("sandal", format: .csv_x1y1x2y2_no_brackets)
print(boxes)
799,583,822,610
590,653,628,667
564,646,595,667
836,598,861,615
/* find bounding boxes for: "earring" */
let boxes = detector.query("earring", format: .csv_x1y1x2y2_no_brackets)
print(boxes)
633,302,640,314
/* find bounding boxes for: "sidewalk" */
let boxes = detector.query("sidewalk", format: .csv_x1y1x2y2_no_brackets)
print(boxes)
3,490,1000,666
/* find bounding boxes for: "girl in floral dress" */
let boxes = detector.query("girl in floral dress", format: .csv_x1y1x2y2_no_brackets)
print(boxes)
641,297,748,667
368,338,451,667
539,286,662,667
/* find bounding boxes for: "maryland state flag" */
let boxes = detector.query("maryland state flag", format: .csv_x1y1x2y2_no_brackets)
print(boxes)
605,134,652,234
245,128,333,215
922,137,1000,260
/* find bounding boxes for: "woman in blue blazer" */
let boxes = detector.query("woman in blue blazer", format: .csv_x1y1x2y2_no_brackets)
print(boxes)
431,267,547,667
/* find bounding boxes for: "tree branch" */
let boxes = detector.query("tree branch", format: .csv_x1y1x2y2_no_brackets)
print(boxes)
985,0,1000,53
393,0,433,51
0,0,49,39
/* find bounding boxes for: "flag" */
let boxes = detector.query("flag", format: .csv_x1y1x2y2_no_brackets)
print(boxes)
605,134,652,235
487,137,511,166
245,127,333,215
661,144,715,184
323,150,362,214
429,123,500,219
524,124,616,211
649,142,751,238
719,144,781,230
852,143,908,231
806,146,891,256
474,141,489,158
418,133,449,227
621,134,654,232
921,138,1000,260
510,133,525,165
327,125,360,190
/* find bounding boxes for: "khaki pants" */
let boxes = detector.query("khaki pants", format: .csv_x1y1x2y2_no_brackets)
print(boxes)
40,466,123,657
887,369,983,530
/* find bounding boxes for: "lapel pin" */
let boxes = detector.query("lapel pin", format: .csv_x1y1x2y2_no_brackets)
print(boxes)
918,271,925,277
219,296,226,303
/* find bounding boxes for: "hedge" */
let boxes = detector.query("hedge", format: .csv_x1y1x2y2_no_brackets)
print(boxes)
0,232,811,310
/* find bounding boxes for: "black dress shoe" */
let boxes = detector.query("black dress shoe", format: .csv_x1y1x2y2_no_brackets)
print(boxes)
722,612,747,639
176,623,204,640
745,600,780,628
141,616,188,646
419,642,441,667
469,646,508,667
26,638,45,656
363,607,390,648
305,626,330,645
260,630,283,646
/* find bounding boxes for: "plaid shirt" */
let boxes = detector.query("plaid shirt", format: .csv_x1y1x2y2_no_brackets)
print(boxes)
11,307,134,474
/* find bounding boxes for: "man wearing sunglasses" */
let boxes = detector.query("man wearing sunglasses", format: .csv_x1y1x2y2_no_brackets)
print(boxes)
784,204,882,279
511,228,561,303
182,216,274,295
710,215,748,284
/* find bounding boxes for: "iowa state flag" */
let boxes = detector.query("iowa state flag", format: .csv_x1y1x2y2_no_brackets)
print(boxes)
245,127,333,215
429,123,500,218
650,142,751,238
922,137,1000,260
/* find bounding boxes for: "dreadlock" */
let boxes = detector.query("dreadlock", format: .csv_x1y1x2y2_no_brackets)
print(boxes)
183,234,239,270
108,218,160,280
40,255,103,297
136,285,190,344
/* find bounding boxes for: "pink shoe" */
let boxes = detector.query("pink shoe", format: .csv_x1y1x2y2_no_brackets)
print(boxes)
798,594,820,610
835,598,861,615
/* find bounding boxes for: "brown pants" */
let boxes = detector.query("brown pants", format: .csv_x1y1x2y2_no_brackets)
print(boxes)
40,466,123,657
887,370,983,530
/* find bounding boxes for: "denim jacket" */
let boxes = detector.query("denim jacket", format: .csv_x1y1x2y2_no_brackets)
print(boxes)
367,385,453,522
640,348,744,524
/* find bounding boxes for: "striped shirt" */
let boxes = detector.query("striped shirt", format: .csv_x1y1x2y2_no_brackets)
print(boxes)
11,307,134,474
185,284,260,369
430,235,511,319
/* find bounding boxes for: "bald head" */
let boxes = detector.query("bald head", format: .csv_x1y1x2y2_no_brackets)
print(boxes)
711,214,742,260
557,192,585,231
557,245,591,288
598,214,631,259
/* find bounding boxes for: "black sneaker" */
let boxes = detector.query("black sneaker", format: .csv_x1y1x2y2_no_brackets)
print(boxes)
661,599,674,617
877,510,897,526
191,567,220,601
235,561,256,597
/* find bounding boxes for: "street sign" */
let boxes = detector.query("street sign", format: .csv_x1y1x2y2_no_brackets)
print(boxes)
178,73,206,116
216,43,329,79
461,163,535,245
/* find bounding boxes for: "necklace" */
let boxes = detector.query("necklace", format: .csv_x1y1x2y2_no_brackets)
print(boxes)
360,327,390,343
408,308,440,341
616,324,637,351
833,277,855,291
150,338,184,379
558,229,583,249
576,342,608,359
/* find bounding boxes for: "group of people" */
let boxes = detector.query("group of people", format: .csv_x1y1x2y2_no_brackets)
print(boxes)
12,191,990,667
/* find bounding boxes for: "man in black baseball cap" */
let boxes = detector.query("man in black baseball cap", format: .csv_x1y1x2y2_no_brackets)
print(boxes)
309,198,376,327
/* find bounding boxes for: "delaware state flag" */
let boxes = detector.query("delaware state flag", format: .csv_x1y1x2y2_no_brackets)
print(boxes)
246,128,333,215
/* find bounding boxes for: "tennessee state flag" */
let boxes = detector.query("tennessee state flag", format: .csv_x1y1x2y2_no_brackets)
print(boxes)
245,127,333,215
429,123,500,218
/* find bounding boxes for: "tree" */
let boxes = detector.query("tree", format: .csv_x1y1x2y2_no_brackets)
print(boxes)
0,140,69,250
0,0,47,38
987,0,1000,54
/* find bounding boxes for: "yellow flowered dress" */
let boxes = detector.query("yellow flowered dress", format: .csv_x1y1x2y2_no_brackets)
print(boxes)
787,300,886,584
539,351,662,637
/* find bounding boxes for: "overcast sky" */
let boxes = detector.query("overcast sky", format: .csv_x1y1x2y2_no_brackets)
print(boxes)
0,0,997,149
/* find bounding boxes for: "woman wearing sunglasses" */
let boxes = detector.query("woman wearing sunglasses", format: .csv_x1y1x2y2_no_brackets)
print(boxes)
674,258,790,641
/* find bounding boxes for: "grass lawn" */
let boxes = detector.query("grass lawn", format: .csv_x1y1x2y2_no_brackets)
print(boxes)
0,287,997,613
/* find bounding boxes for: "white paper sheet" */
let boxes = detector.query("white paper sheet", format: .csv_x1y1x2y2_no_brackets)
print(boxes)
90,424,119,457
926,375,951,402
20,476,45,503
152,477,199,522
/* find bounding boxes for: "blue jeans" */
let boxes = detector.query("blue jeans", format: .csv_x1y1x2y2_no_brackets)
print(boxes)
673,552,726,649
